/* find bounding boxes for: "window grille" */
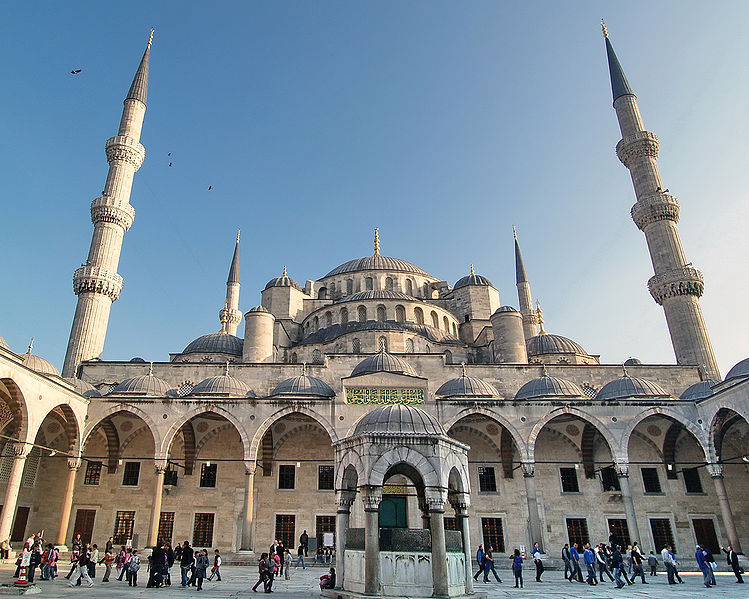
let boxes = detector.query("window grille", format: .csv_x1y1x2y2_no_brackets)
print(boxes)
377,306,386,321
22,446,40,487
84,461,103,486
405,339,414,353
122,462,140,486
312,349,323,364
177,383,193,397
358,306,367,322
682,468,703,493
641,467,662,493
352,338,361,354
649,518,675,552
279,465,296,489
478,466,497,492
395,305,406,323
158,512,175,545
199,463,217,488
560,467,579,493
607,518,630,548
481,518,505,552
340,308,348,324
600,466,620,492
315,515,335,548
318,465,334,490
566,518,589,547
275,514,295,549
378,337,387,352
193,513,214,547
113,511,135,545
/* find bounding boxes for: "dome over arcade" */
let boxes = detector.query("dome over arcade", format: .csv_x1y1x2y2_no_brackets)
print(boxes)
20,341,60,377
351,350,419,378
724,358,749,382
192,371,255,397
595,374,670,400
110,368,171,397
514,374,584,400
182,332,243,357
270,374,335,398
64,377,102,397
264,266,302,291
679,379,718,400
624,357,642,365
436,366,498,398
526,333,588,357
353,404,445,436
453,265,494,290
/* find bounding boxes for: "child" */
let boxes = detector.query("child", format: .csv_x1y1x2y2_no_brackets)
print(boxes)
127,550,140,587
320,567,336,589
208,549,222,581
647,551,658,576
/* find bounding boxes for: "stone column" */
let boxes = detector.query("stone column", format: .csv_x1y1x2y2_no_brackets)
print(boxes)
147,463,167,547
615,461,641,545
522,462,543,552
0,443,30,543
362,486,382,595
707,463,742,553
418,497,431,529
428,494,449,598
452,496,473,595
335,491,355,589
56,458,81,546
241,461,256,550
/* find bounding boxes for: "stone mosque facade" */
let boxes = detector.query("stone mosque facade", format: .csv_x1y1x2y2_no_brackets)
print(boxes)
0,27,747,584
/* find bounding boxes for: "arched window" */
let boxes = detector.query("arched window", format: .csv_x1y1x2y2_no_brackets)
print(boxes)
330,282,336,297
385,277,393,290
467,354,474,364
365,277,373,291
443,316,449,331
312,349,323,364
290,352,298,363
423,282,430,298
346,279,353,294
405,338,414,353
325,311,333,327
406,279,413,295
378,336,388,352
414,307,424,325
444,350,452,364
358,305,367,322
313,316,319,331
352,338,361,354
452,323,457,337
318,287,327,299
395,305,406,323
376,305,386,321
340,308,349,324
425,344,430,354
431,311,439,329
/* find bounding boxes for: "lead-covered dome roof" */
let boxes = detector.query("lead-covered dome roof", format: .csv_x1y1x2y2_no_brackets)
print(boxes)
595,375,670,400
182,333,243,356
21,346,60,377
192,374,255,397
336,290,417,303
64,378,102,397
725,358,749,382
454,272,494,290
353,405,445,436
270,375,335,398
679,380,718,400
264,268,302,291
436,374,498,398
351,351,419,378
526,334,587,357
324,255,432,278
514,375,584,400
111,372,171,397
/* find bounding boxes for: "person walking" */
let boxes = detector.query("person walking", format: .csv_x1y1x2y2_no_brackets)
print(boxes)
482,546,502,583
511,549,523,588
695,545,712,587
704,547,717,587
595,544,614,582
180,541,194,587
582,544,597,585
300,530,309,557
117,547,131,582
531,542,543,582
647,551,658,576
569,543,583,582
611,545,626,589
561,544,572,581
295,543,306,569
101,551,114,582
630,544,647,583
88,544,99,579
165,542,175,586
127,550,140,587
41,543,58,580
195,549,209,591
722,545,744,583
65,543,80,579
276,541,285,576
473,544,485,581
252,552,272,593
208,549,222,581
68,547,94,588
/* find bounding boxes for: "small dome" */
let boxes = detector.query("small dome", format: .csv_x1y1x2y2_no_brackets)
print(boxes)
527,334,588,357
725,358,749,382
351,351,419,378
336,290,417,303
324,255,432,278
514,375,584,400
264,268,302,291
182,333,243,356
680,380,719,401
596,375,670,400
271,375,335,398
192,375,255,398
493,306,518,315
0,336,9,350
436,375,498,398
111,372,171,397
354,405,445,435
624,358,642,366
248,305,270,313
454,272,493,290
64,378,102,398
21,349,60,377
130,357,147,363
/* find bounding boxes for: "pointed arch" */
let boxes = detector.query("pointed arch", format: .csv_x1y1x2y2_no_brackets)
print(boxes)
161,405,251,460
0,378,29,442
444,408,527,462
710,407,748,460
528,407,617,463
82,404,161,454
619,406,711,462
249,406,337,464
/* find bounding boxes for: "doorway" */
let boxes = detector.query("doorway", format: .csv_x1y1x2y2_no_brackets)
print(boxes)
379,496,407,528
73,509,96,545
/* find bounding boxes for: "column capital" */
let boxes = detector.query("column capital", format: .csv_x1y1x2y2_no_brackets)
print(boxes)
449,491,471,514
12,442,31,459
706,462,724,478
154,464,168,475
67,457,82,471
614,459,630,477
425,487,447,512
244,460,257,476
521,461,535,477
361,486,382,511
336,490,356,511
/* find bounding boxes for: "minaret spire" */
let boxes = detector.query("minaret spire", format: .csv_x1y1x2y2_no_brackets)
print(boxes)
62,32,153,377
513,228,538,340
605,28,719,379
220,231,242,336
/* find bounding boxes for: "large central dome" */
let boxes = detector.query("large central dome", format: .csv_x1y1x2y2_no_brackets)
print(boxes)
324,255,433,278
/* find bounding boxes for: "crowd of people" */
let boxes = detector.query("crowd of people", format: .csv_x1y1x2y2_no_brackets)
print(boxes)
251,534,336,593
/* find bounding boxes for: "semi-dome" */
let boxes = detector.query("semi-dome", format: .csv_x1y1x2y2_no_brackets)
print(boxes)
264,266,302,291
493,306,518,315
192,374,255,397
324,255,432,278
680,380,719,401
270,375,335,398
64,378,102,398
624,357,642,365
436,373,498,398
20,344,60,377
182,333,243,356
351,351,419,378
527,334,588,357
110,371,171,397
353,404,445,436
514,375,584,400
453,266,494,290
595,375,670,400
725,358,749,382
335,290,417,303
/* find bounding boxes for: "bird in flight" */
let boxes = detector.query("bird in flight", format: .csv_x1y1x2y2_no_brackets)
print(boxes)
168,162,173,167
208,185,212,191
70,69,82,75
167,152,172,156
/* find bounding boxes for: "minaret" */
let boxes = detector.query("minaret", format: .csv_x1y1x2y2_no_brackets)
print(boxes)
219,230,242,336
62,31,153,377
514,227,538,340
603,23,720,379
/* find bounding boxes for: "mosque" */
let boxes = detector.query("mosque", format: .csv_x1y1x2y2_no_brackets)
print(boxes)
0,24,746,596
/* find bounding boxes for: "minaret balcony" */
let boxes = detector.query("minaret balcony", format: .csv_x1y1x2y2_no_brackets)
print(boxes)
90,196,136,230
647,267,704,305
105,135,146,170
73,266,124,301
616,130,659,167
631,192,680,230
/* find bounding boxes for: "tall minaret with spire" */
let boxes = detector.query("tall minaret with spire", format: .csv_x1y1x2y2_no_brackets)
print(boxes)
603,23,719,379
514,227,538,341
62,31,154,377
219,230,242,336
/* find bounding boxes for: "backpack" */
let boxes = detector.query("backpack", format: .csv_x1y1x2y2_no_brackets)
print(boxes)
130,556,141,572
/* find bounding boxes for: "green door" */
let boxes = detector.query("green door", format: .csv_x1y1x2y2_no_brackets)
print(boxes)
379,496,407,528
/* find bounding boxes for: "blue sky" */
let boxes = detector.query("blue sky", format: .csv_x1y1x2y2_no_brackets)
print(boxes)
2,2,747,376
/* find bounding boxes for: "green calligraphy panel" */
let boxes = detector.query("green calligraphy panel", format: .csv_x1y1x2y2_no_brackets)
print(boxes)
345,388,424,405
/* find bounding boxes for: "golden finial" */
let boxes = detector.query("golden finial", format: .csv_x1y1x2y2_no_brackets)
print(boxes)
470,264,475,276
601,19,608,38
225,360,230,377
542,364,549,377
149,361,154,376
302,362,307,377
374,228,380,256
536,300,546,335
282,265,287,277
461,362,467,377
148,28,155,47
236,229,240,244
27,338,34,354
513,226,517,240
219,301,229,333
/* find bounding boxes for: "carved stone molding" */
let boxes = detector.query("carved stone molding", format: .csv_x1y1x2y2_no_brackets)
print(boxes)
90,196,136,231
73,266,124,301
616,131,659,167
521,461,535,477
631,193,680,230
67,457,82,471
361,486,382,511
706,462,723,478
648,266,704,305
105,136,146,171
